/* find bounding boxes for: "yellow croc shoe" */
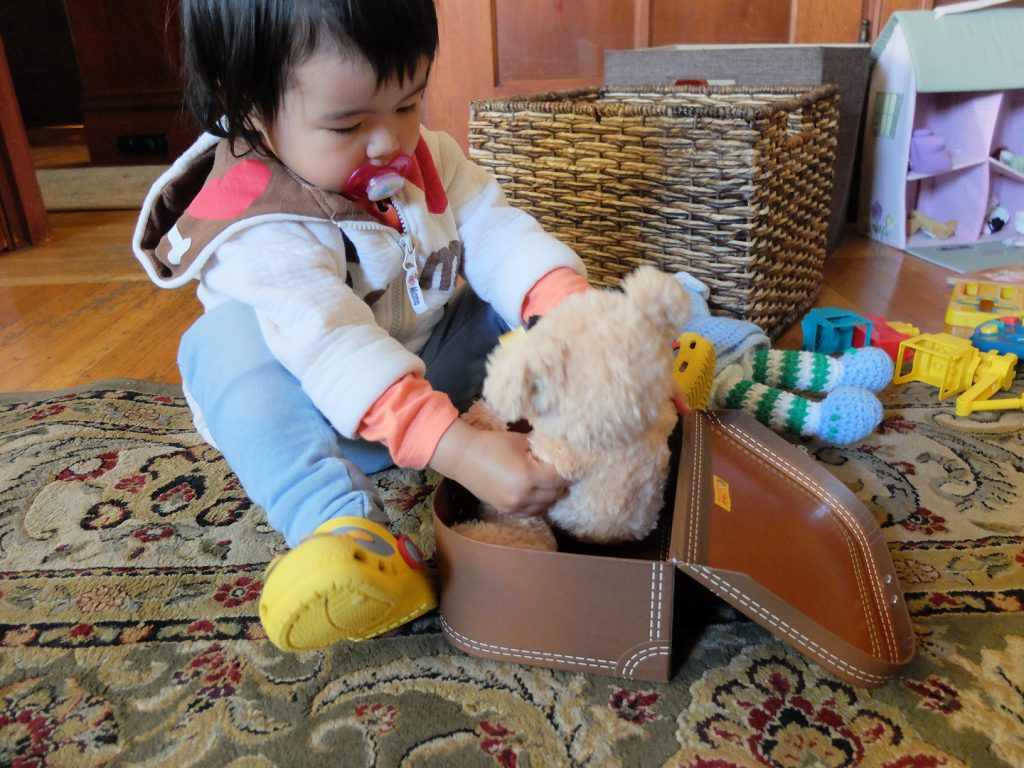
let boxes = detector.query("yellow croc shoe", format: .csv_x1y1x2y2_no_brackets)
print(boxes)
259,516,436,652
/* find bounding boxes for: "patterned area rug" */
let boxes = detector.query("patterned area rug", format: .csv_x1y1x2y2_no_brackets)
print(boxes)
1,379,1022,767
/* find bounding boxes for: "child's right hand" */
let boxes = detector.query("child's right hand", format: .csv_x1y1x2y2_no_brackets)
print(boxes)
429,419,566,517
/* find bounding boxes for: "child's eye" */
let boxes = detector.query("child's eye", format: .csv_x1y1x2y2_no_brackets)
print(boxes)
330,124,360,134
398,102,419,114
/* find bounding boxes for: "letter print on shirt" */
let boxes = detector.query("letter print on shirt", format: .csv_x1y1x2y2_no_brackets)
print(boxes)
419,241,462,293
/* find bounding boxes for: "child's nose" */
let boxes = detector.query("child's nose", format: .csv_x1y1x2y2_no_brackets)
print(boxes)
366,123,401,163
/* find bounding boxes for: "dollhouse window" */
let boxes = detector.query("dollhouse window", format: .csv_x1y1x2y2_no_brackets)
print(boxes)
871,92,903,139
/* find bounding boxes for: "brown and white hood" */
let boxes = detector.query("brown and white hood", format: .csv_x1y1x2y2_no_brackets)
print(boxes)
132,133,380,289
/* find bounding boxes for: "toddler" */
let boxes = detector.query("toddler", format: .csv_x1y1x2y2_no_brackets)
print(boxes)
132,0,591,651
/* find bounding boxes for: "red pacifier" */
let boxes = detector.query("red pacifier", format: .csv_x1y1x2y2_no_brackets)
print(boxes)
342,154,413,202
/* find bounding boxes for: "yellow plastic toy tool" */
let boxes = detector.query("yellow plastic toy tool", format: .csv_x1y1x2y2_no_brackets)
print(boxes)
955,351,1021,416
673,332,716,410
893,332,1021,417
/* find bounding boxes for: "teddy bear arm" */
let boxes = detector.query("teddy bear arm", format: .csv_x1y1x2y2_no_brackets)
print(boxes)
528,432,586,477
547,445,668,544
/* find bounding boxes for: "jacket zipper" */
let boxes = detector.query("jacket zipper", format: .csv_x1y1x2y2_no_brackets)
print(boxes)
337,200,425,340
391,198,429,316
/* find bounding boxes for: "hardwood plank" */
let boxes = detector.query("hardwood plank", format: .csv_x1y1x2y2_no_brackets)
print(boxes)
0,210,144,285
0,210,199,391
776,232,953,349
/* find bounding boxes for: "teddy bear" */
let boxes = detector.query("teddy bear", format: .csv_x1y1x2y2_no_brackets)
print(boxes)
451,266,691,552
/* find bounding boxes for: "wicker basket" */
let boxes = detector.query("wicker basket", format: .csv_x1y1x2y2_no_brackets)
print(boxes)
469,84,839,339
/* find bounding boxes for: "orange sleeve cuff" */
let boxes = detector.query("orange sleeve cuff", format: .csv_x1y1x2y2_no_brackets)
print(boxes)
357,374,459,469
520,266,591,322
358,268,587,467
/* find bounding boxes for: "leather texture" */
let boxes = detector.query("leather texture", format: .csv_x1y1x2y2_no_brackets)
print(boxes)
433,409,915,686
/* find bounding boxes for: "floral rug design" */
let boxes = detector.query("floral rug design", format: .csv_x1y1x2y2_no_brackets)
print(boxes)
1,379,1022,767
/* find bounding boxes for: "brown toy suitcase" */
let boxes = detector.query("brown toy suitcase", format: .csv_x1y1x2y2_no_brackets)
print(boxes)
432,409,915,686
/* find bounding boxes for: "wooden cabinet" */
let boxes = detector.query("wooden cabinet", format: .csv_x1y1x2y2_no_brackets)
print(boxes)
8,0,958,172
63,0,197,165
425,0,943,150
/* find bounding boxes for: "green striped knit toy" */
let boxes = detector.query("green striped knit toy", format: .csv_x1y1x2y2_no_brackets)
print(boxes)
675,272,893,445
714,348,892,444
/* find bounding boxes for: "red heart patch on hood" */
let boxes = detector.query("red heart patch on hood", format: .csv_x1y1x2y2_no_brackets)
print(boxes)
187,159,272,220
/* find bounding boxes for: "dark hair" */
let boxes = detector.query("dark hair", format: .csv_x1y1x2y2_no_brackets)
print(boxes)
182,0,438,149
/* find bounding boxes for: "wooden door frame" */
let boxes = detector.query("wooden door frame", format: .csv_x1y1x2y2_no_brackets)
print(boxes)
0,34,47,249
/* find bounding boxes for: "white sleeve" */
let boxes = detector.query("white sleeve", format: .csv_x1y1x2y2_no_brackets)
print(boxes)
199,222,424,437
427,130,586,327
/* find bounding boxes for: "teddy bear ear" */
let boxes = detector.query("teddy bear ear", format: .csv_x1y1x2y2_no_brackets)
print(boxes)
481,341,537,423
621,265,692,337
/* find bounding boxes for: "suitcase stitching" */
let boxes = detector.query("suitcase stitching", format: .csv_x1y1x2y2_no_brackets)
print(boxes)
707,413,896,661
685,565,891,685
711,417,888,660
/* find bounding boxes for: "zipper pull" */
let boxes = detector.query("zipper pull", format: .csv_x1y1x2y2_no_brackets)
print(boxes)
399,234,429,315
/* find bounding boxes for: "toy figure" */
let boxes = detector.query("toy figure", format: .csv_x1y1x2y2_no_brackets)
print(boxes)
675,272,893,445
994,147,1024,174
909,128,952,175
908,209,958,239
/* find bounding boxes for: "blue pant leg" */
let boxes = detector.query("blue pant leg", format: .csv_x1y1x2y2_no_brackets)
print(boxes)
419,284,510,409
178,302,387,547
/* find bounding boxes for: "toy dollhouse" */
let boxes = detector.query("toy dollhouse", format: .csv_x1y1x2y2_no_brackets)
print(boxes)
858,7,1024,260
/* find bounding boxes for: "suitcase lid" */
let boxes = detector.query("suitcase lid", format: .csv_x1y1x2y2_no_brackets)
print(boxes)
669,409,916,687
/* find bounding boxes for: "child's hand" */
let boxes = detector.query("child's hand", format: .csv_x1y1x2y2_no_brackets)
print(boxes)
429,419,566,516
672,382,692,415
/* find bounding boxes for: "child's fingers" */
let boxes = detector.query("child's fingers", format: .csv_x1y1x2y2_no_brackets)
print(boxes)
672,383,692,414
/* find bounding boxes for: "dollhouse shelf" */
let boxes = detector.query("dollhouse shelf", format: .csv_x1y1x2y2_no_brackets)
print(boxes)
906,151,986,182
990,158,1024,184
859,8,1024,255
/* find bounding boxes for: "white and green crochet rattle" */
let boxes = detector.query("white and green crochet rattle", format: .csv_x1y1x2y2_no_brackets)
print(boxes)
674,272,893,445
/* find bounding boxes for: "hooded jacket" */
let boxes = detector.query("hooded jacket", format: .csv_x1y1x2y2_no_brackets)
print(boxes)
132,127,584,443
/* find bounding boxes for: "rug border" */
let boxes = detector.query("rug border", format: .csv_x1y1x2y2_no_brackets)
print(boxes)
0,379,183,403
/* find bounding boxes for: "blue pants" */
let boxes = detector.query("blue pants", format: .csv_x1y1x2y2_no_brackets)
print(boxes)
178,287,508,547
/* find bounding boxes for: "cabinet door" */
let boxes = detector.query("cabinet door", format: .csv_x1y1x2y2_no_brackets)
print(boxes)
427,0,872,149
63,0,195,165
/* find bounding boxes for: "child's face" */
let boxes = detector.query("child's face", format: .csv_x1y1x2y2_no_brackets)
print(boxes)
259,47,428,194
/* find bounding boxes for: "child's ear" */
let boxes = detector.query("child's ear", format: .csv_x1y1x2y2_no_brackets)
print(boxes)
246,112,278,156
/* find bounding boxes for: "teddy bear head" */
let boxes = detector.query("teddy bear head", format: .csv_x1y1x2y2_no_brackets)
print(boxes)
481,266,690,449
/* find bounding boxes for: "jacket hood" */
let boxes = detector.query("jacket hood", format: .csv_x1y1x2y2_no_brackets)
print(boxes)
131,133,369,288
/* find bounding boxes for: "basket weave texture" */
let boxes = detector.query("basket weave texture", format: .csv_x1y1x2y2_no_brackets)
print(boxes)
469,85,839,339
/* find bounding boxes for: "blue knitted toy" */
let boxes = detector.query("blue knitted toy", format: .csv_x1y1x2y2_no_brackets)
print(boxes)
675,272,893,444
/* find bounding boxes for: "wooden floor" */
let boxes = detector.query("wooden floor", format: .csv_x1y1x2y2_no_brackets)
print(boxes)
0,210,202,392
0,210,954,394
